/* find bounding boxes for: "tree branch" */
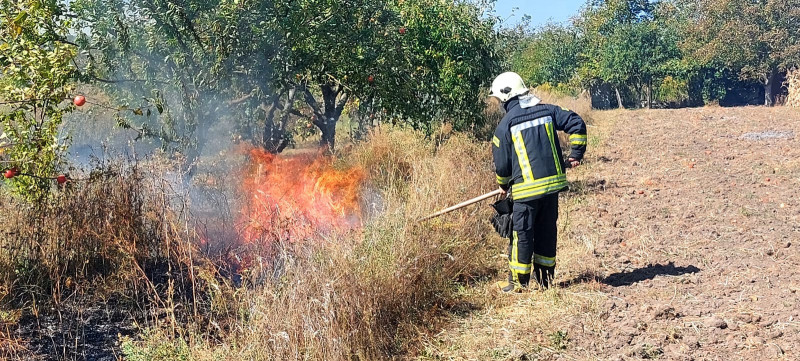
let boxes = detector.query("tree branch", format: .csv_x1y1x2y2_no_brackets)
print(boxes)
335,92,349,114
302,87,325,120
228,91,256,106
90,75,171,85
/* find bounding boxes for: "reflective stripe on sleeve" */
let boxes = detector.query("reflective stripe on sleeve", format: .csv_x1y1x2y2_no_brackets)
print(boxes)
570,134,588,145
497,174,512,185
493,136,501,147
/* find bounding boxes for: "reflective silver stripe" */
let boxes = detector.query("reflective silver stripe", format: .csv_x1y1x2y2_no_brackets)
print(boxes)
509,262,532,274
511,132,534,183
510,116,552,134
534,254,556,267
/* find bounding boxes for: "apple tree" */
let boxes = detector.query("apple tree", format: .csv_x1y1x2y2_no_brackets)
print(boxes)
0,0,77,199
72,0,501,154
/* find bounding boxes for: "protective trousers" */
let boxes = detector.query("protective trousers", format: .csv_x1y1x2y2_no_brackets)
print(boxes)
508,193,558,288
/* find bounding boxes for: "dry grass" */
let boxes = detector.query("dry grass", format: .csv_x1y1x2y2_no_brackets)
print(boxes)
0,161,222,360
118,127,501,360
0,163,188,307
1,91,599,360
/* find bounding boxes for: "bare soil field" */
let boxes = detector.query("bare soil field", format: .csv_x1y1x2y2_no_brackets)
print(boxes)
417,106,800,361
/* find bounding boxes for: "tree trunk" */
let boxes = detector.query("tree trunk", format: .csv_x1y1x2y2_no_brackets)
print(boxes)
261,95,282,153
615,88,624,109
319,116,337,152
262,89,298,153
688,75,704,107
647,80,653,109
765,68,778,107
312,84,349,153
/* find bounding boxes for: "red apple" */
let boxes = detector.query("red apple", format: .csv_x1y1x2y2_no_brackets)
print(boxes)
73,95,86,107
368,75,375,83
4,168,16,179
399,27,407,35
57,174,67,184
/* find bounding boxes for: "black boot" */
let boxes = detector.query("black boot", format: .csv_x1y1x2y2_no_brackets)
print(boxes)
534,265,555,289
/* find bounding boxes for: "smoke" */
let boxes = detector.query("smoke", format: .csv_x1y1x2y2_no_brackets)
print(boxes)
61,82,370,262
62,1,373,263
62,81,254,256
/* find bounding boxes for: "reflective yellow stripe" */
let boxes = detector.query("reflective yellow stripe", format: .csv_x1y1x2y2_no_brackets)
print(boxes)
534,254,556,267
496,174,511,185
511,131,535,183
546,122,563,175
511,175,568,200
512,174,566,192
513,181,567,200
492,136,500,147
509,261,532,274
511,231,520,282
570,134,587,145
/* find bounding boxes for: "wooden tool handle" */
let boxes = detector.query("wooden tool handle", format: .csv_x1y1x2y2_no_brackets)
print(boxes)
418,188,504,222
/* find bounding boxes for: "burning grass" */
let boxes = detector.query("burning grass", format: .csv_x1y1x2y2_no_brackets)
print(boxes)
240,146,366,247
119,128,500,360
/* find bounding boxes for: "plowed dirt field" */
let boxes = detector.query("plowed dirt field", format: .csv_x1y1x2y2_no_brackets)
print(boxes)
418,107,800,361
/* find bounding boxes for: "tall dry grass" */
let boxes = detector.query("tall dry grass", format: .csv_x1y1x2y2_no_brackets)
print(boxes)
0,163,190,307
0,161,224,360
120,127,500,360
1,91,596,359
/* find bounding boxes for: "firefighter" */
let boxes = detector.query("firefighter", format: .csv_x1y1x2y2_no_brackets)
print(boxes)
489,72,587,292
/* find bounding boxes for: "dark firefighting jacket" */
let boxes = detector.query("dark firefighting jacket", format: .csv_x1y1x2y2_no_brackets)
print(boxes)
492,96,587,202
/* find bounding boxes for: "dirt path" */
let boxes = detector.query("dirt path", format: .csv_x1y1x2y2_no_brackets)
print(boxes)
417,107,800,360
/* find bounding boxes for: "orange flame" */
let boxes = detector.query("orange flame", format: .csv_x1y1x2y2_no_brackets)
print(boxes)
239,147,365,246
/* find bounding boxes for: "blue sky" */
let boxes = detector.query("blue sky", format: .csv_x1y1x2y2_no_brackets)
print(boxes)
493,0,586,28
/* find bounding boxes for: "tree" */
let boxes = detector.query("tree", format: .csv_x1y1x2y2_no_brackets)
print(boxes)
512,24,582,92
72,0,501,155
374,0,501,134
575,0,684,108
72,0,294,159
684,0,800,106
0,0,77,199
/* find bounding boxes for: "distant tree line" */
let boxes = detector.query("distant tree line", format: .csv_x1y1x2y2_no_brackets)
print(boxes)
511,0,800,109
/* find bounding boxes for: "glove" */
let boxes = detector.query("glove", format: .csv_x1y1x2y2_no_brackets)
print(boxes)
490,198,514,239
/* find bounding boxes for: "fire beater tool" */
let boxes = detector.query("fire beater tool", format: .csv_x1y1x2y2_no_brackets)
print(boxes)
418,188,504,222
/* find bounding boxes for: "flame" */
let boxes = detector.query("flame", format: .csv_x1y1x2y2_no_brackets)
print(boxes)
239,146,365,246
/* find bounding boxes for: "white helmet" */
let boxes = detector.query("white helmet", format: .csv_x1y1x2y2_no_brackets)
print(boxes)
489,72,529,103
